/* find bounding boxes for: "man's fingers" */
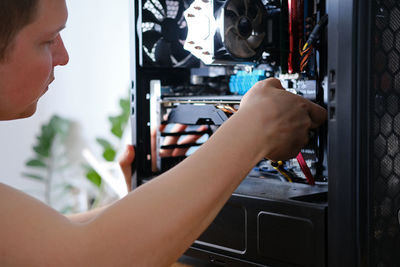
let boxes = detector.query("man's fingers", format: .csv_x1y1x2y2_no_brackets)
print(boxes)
162,124,188,146
307,101,327,128
172,125,209,157
262,78,286,90
160,124,188,157
263,78,327,128
119,144,135,192
159,124,166,133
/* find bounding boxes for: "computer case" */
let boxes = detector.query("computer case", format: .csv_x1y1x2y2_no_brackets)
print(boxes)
129,0,400,266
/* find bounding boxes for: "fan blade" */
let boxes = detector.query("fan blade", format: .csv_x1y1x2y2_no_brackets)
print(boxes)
243,0,249,17
225,25,238,38
246,0,258,19
225,28,256,58
234,37,256,58
151,0,167,17
143,30,163,50
252,8,264,28
142,9,162,24
247,33,265,50
224,9,238,29
155,39,172,66
170,40,191,62
174,0,185,22
178,25,188,41
226,0,244,17
151,0,167,16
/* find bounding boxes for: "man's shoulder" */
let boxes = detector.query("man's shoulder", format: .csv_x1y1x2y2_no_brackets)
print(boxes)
0,182,13,189
0,182,45,212
0,182,18,195
0,182,24,196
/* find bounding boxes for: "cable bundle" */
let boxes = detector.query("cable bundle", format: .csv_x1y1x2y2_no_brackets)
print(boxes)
299,14,328,72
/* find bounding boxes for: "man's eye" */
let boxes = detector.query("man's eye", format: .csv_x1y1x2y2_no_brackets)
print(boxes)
45,39,56,45
44,35,59,46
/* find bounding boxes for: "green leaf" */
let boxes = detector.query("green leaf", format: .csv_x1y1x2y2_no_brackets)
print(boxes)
33,145,50,158
86,168,102,188
109,117,121,129
96,138,116,161
111,125,123,138
103,148,116,161
41,124,55,141
96,138,113,149
108,115,125,138
23,115,73,187
120,99,130,119
120,98,130,109
22,173,45,181
106,96,130,139
26,159,47,168
108,115,121,125
50,115,71,136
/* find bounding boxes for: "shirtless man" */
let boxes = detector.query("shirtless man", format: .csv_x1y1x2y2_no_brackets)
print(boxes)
0,0,327,266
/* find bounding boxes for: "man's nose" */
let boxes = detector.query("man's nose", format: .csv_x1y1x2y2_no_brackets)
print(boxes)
52,35,69,66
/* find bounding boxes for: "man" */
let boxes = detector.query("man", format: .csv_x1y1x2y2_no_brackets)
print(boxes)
0,0,327,266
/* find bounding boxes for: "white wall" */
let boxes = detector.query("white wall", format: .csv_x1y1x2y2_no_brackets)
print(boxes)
0,0,132,199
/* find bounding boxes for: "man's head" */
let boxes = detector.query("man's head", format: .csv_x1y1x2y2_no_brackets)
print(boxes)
0,0,69,120
0,0,39,62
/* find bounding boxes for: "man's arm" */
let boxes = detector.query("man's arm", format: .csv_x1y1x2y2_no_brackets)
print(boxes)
65,145,135,224
0,79,327,267
66,205,109,224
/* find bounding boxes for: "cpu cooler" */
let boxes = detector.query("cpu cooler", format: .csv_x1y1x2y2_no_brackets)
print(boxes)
139,0,198,67
183,0,280,65
223,0,266,59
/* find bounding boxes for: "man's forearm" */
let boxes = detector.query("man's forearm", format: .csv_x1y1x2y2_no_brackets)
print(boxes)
80,110,265,267
66,205,109,224
70,79,324,266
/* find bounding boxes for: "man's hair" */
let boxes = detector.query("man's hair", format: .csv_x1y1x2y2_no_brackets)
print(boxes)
0,0,39,62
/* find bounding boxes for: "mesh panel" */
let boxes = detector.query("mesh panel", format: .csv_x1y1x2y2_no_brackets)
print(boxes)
372,1,400,266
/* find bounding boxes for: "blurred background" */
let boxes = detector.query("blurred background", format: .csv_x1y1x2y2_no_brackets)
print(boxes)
0,0,132,213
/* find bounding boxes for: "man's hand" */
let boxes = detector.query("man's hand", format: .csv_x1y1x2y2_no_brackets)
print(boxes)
159,124,209,157
119,125,208,192
151,124,209,172
239,78,327,161
119,145,135,192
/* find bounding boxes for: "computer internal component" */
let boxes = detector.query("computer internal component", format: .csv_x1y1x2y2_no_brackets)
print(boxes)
183,0,280,64
139,0,199,67
132,0,330,265
143,0,328,182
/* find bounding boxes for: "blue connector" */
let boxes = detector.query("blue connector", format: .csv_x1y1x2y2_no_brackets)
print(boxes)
229,70,266,95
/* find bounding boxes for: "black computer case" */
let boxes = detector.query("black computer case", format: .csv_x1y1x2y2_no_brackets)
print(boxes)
329,0,400,266
129,0,400,266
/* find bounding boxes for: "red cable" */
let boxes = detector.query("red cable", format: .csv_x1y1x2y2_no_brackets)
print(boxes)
296,152,315,185
288,0,304,74
288,0,296,73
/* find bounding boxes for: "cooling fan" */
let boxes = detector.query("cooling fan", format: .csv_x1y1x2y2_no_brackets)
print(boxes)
140,0,198,67
184,0,272,65
222,0,266,59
